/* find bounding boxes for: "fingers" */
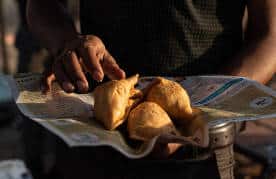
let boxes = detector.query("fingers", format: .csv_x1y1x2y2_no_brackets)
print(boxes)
102,51,126,80
53,59,75,93
41,69,55,94
44,35,126,93
79,46,104,82
79,37,125,81
62,51,89,93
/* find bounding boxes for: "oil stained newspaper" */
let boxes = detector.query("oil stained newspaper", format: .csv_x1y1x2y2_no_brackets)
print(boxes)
5,73,276,158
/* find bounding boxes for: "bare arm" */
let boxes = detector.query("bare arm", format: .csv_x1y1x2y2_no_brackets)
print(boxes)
26,0,78,55
223,0,276,84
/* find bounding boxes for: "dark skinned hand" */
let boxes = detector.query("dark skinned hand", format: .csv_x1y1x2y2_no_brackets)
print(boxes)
42,35,126,93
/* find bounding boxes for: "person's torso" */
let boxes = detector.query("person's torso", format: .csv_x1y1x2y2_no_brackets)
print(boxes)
80,0,245,76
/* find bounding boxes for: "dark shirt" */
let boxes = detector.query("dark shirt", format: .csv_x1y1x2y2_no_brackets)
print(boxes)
80,0,245,76
22,1,246,178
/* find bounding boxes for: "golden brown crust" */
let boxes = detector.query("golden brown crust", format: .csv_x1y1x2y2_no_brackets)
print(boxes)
146,77,194,123
128,102,176,141
93,74,139,130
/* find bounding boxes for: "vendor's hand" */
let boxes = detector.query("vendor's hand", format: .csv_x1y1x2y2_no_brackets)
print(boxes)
42,35,126,93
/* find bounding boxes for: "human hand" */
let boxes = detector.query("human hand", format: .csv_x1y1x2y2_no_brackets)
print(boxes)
42,35,126,93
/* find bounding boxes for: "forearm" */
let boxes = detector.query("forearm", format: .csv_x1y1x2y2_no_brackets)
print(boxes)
26,0,78,55
223,35,276,84
223,0,276,84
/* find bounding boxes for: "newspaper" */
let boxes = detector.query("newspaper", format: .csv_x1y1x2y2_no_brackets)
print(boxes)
0,160,33,179
5,74,276,158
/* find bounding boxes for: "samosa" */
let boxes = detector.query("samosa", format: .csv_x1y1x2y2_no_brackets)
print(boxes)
146,77,194,123
93,74,140,130
128,102,176,141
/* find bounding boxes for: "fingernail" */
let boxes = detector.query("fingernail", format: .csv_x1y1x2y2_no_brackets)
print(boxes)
62,82,75,93
120,70,126,79
93,71,103,82
77,81,88,93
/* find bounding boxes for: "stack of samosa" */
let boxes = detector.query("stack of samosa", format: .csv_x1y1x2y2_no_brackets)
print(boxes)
93,75,202,141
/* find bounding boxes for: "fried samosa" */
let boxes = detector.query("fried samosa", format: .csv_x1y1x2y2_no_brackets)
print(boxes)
93,74,140,130
146,77,194,122
128,102,176,141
